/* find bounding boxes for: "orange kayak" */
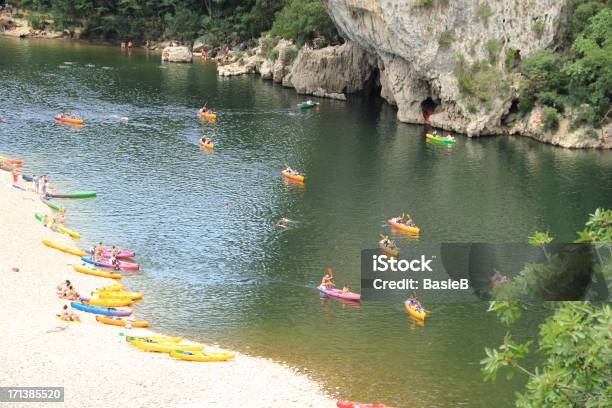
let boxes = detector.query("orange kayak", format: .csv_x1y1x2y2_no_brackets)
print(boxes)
199,111,217,121
0,155,23,165
281,170,304,183
387,218,420,235
55,114,84,125
96,315,149,328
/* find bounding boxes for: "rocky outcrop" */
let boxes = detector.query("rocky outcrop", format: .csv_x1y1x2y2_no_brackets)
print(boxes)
286,42,376,99
161,46,192,63
322,0,562,136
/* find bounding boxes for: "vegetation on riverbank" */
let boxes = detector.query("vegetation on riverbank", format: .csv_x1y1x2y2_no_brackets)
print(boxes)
517,1,611,129
8,0,338,47
483,208,611,407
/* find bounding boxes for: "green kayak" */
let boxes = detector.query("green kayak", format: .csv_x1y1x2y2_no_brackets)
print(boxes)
48,191,96,199
42,198,63,211
426,133,456,144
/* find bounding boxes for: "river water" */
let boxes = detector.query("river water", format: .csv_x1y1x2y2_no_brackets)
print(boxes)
1,37,610,407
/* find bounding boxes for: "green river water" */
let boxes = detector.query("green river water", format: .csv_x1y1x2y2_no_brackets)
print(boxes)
0,37,610,407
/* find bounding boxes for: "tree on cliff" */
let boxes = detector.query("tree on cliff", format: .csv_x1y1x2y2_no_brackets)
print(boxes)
482,209,611,407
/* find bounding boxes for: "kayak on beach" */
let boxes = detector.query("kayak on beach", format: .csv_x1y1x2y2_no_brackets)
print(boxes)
34,213,80,239
126,336,182,344
337,401,391,408
41,197,64,211
96,283,123,292
0,155,23,165
42,239,87,257
73,264,122,279
426,133,456,144
83,297,132,307
54,114,84,125
86,247,136,259
96,315,149,328
169,350,235,362
70,301,131,316
129,339,204,353
93,290,143,301
318,286,361,302
81,256,139,270
48,191,96,199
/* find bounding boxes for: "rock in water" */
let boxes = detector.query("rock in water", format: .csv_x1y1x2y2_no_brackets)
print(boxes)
161,46,193,63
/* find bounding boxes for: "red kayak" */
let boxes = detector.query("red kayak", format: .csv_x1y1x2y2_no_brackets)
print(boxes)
318,286,361,302
337,401,390,408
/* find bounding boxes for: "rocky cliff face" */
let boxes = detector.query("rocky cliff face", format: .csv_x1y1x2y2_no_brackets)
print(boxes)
322,0,563,136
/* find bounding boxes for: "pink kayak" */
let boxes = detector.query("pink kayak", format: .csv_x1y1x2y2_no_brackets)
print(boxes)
337,401,390,408
87,248,136,259
81,256,139,271
318,286,361,302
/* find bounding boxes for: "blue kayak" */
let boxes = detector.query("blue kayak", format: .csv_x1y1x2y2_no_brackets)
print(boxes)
70,302,131,316
22,174,33,182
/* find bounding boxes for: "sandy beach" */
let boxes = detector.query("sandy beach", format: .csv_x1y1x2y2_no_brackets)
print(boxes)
0,168,334,407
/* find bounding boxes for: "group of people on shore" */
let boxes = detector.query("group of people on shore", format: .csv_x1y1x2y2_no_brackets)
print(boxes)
57,280,81,321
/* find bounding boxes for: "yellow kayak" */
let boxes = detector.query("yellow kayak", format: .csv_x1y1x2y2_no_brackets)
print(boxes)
93,290,143,301
387,218,420,235
96,316,149,328
199,139,214,149
73,264,121,280
199,111,217,121
85,297,132,307
170,350,235,362
42,239,87,256
130,339,204,353
379,240,399,257
126,336,182,344
56,225,80,239
404,300,427,321
96,283,124,292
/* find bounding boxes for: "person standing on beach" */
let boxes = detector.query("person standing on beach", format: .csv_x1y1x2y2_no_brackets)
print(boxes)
11,167,19,184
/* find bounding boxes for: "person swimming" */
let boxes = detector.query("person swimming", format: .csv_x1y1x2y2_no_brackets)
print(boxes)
276,218,290,229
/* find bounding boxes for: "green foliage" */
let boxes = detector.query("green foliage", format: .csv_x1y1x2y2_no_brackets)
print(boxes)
504,48,517,73
438,30,453,49
483,210,612,407
532,18,545,39
467,104,478,114
266,48,278,61
284,46,298,64
27,14,48,30
268,0,339,47
541,107,560,131
517,3,612,127
415,0,433,7
476,3,493,25
484,39,501,64
454,56,500,103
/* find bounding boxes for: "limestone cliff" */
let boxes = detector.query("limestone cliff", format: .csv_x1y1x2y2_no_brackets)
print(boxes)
322,0,564,134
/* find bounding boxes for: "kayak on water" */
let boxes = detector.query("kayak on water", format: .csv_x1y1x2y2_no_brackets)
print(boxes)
34,213,80,239
93,290,143,301
281,169,304,183
298,101,319,109
387,217,420,235
74,264,121,279
337,401,390,408
81,256,140,271
199,139,214,149
48,191,96,199
86,247,135,259
198,110,217,121
41,197,64,211
70,302,131,316
129,339,204,353
318,286,361,302
404,299,427,321
0,155,23,165
378,240,399,257
426,133,456,144
83,297,132,307
96,315,149,328
54,114,84,125
42,239,87,257
169,350,235,362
